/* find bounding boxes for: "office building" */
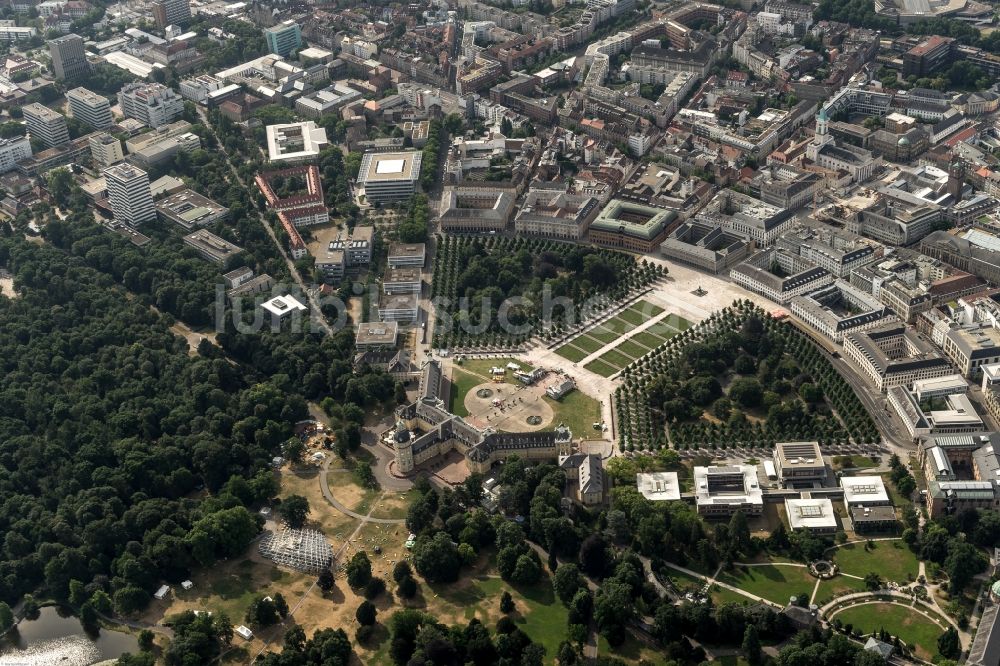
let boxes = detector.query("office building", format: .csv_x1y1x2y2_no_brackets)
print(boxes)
387,243,426,269
264,20,301,58
48,34,89,81
156,189,229,229
151,0,191,28
843,323,952,391
117,82,185,128
0,136,32,174
660,220,750,275
806,109,877,183
23,103,69,148
183,229,243,264
88,133,124,167
439,186,515,233
772,442,827,487
356,321,399,349
66,87,112,130
692,465,763,516
729,248,834,305
384,267,422,295
265,122,329,163
942,325,1000,379
261,294,307,327
785,497,838,534
589,199,676,253
789,280,892,343
841,475,896,532
104,163,156,226
357,151,423,204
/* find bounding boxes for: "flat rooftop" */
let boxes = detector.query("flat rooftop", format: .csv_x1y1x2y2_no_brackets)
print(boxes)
786,498,838,530
388,242,426,260
841,475,890,505
358,151,422,183
355,321,399,346
156,188,229,227
636,472,681,501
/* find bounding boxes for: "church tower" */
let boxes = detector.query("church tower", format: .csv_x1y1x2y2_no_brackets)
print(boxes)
947,158,965,203
807,107,833,161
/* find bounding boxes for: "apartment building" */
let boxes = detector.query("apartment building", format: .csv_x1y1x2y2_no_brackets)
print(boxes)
23,103,69,148
0,136,32,174
104,163,156,226
118,83,185,128
66,87,112,130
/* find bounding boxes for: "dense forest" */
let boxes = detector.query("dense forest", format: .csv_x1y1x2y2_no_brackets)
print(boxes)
0,230,392,617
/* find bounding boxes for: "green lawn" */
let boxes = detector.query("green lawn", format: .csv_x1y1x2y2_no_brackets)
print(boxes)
617,308,651,326
717,564,816,606
631,331,669,350
626,300,665,317
664,314,692,330
448,367,481,417
554,343,588,363
831,540,919,582
473,577,568,658
568,333,605,354
544,389,602,437
616,339,651,359
644,322,682,339
589,318,635,343
597,348,635,369
814,575,869,605
833,455,879,470
832,602,945,660
584,358,619,377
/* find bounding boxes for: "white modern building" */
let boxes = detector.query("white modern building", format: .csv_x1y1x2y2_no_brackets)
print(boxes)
0,136,32,174
785,497,838,534
265,121,329,163
66,87,113,130
693,465,763,516
357,151,423,204
262,294,308,327
636,472,681,501
104,163,156,226
117,82,185,128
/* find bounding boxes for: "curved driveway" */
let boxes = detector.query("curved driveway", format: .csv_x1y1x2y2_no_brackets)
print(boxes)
319,458,406,525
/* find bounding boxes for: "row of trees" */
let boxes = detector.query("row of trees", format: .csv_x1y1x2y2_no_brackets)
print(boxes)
615,301,879,450
431,235,663,349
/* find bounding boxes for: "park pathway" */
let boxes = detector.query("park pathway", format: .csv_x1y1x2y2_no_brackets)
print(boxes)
660,562,783,609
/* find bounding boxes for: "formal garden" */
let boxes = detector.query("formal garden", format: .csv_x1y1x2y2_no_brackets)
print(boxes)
553,299,693,376
430,236,664,350
613,300,880,451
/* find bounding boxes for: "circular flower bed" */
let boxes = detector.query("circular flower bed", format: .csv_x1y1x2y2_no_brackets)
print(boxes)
809,560,838,579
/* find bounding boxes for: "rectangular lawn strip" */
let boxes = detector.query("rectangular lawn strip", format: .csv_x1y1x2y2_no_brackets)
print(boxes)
831,602,944,660
617,308,650,326
631,331,670,350
626,299,665,317
554,343,589,363
831,539,919,582
598,348,635,369
616,339,652,359
716,564,817,606
588,318,635,343
665,313,692,330
568,333,606,354
644,322,681,339
584,358,619,377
